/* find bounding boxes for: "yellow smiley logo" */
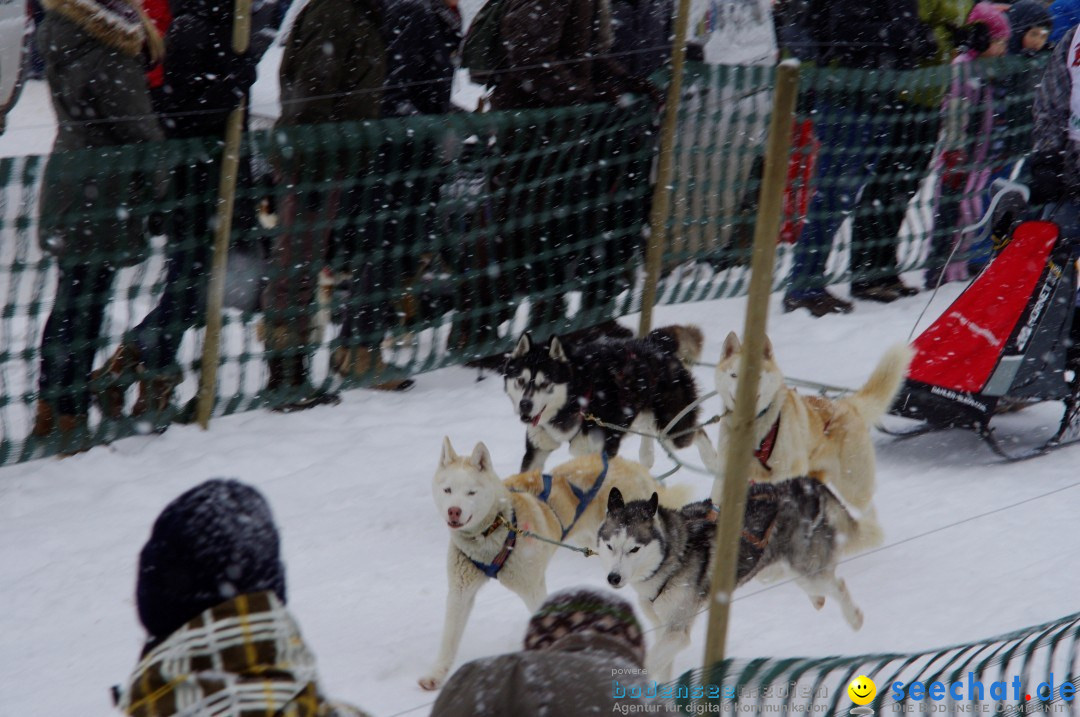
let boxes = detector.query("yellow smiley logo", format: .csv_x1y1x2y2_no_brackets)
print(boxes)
848,675,877,705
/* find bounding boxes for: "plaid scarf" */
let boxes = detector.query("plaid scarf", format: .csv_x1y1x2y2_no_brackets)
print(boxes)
117,591,370,717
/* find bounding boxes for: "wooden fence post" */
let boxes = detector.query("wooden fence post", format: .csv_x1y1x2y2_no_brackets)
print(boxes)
195,0,252,429
702,59,801,667
637,0,693,336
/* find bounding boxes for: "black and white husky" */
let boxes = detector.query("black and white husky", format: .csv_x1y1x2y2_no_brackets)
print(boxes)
598,480,870,681
503,325,715,472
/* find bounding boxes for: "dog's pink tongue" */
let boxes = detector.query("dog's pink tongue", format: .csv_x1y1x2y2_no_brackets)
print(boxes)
531,409,543,426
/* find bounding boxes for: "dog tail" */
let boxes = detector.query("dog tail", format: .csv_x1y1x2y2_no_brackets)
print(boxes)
846,343,914,424
824,491,884,556
656,482,696,509
647,324,704,367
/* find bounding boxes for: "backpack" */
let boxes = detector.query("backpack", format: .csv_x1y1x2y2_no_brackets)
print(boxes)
461,0,508,86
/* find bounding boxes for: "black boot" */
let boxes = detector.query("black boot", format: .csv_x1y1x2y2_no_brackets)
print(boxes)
265,354,340,412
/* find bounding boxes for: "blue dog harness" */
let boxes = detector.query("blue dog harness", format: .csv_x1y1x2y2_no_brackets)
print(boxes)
474,454,611,579
538,452,610,540
470,510,518,579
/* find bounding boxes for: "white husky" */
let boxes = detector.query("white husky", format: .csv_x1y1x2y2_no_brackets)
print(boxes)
713,332,912,545
420,438,688,690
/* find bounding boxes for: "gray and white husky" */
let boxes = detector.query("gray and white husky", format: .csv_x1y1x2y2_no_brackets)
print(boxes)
598,480,869,681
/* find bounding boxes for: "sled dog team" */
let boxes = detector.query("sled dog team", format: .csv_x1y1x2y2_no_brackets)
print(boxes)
422,325,914,689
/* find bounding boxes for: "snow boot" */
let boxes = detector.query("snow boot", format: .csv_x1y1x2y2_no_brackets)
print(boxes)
264,354,341,412
330,346,414,392
90,343,143,419
131,372,184,432
30,401,90,456
261,326,341,411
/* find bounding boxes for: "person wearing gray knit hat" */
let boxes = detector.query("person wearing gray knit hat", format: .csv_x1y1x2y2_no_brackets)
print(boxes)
432,588,672,717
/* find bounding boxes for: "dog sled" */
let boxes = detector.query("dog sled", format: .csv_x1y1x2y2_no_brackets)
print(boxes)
887,211,1080,461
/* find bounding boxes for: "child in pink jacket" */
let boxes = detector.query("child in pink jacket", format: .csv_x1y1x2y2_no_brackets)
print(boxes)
927,2,1011,288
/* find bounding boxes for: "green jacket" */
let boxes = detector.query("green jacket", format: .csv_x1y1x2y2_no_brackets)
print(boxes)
278,0,386,127
907,0,973,106
37,12,166,265
920,0,973,68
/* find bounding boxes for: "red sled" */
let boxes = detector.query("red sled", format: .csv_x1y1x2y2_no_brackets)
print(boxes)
889,220,1080,459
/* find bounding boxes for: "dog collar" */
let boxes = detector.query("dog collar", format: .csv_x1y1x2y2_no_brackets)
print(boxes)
471,511,517,579
480,513,507,539
754,414,781,472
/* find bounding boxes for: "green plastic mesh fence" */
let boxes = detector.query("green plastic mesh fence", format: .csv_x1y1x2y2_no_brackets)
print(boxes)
0,56,1050,464
661,609,1080,715
0,103,656,461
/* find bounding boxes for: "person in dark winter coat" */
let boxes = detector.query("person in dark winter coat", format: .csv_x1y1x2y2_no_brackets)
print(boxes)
1029,22,1080,383
381,0,461,117
431,588,666,716
773,0,815,60
610,0,672,81
347,0,459,374
263,0,416,402
115,478,372,717
323,0,458,388
491,0,633,110
483,0,656,337
1031,22,1080,204
30,0,166,453
782,0,956,317
89,0,280,431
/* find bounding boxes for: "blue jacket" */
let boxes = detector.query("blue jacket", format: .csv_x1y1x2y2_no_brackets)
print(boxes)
1050,0,1080,45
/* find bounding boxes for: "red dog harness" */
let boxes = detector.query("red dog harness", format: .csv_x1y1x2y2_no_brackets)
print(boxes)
754,414,781,472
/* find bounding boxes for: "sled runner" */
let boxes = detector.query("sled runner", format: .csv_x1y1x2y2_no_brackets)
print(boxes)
888,219,1080,460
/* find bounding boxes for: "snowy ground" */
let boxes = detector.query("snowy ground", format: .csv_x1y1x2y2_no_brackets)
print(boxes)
3,288,1080,716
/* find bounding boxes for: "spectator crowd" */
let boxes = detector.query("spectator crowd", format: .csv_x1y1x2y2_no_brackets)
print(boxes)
14,0,1079,456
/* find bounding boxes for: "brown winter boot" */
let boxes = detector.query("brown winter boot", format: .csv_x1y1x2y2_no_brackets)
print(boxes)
90,343,143,419
261,324,342,413
132,373,182,418
31,400,56,438
30,401,89,456
330,345,414,392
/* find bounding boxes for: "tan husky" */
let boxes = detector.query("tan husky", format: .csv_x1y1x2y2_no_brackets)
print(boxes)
713,333,913,550
420,438,688,690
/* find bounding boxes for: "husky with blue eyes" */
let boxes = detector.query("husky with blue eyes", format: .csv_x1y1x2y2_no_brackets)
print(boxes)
420,437,690,691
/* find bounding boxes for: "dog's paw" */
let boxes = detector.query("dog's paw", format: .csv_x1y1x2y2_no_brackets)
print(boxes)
811,596,826,611
848,608,864,631
418,674,444,691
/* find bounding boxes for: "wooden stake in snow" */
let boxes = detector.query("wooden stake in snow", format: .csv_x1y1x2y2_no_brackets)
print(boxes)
702,60,800,667
637,0,693,336
196,0,252,429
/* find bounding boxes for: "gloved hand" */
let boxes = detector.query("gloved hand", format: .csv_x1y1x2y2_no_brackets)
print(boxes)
941,150,968,193
1028,150,1065,205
